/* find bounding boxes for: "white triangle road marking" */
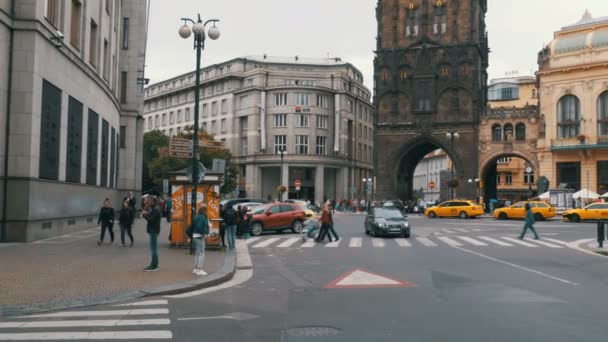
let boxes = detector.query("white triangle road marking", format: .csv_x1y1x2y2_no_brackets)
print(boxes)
335,270,402,286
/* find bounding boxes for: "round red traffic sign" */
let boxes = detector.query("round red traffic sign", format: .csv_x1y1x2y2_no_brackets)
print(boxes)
428,181,436,189
294,179,302,187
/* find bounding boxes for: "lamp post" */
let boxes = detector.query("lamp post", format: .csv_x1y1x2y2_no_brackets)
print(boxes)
178,14,220,221
468,178,480,202
279,147,287,201
362,177,372,211
445,132,460,200
525,166,533,200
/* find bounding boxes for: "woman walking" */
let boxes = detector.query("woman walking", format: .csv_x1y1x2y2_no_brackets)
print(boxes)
192,205,209,276
97,199,115,245
519,202,540,240
119,200,135,247
317,202,339,243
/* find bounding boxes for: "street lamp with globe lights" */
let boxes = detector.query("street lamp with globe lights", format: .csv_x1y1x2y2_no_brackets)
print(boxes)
445,132,460,200
178,14,220,225
362,177,372,211
468,178,480,203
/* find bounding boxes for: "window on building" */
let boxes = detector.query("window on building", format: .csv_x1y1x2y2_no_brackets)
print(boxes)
105,0,110,14
211,120,217,134
274,114,287,127
148,118,153,129
275,93,288,106
169,112,175,124
177,110,182,123
296,114,309,127
524,172,535,185
39,80,62,181
100,120,109,187
162,113,167,126
103,39,110,80
177,126,182,134
185,108,191,121
515,123,526,141
506,172,513,185
120,71,127,104
405,6,419,37
240,116,248,132
557,95,580,138
274,135,287,154
497,157,511,164
433,3,447,35
440,65,450,78
492,124,502,142
496,173,501,185
121,18,129,49
316,136,327,155
295,135,309,154
202,122,207,132
317,115,328,129
46,0,59,27
241,137,248,155
221,99,228,113
70,0,82,49
296,93,310,106
532,89,537,98
89,19,98,66
154,115,159,128
488,83,519,101
202,103,208,117
503,123,513,141
221,119,226,133
86,110,99,185
317,95,328,108
212,101,218,116
120,125,126,148
246,78,253,87
598,91,608,136
358,123,362,137
240,95,250,109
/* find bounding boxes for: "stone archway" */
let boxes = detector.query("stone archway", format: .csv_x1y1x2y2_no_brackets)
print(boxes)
479,151,539,207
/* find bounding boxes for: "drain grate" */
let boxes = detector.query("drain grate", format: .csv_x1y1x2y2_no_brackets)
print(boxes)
284,326,342,337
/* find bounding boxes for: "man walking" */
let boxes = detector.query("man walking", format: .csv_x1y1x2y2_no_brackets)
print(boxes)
221,204,238,250
519,202,539,240
142,196,161,271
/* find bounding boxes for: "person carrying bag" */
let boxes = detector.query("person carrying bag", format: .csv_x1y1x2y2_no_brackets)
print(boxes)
192,205,209,276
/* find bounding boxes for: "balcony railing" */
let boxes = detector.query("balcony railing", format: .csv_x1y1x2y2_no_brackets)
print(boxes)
551,135,608,151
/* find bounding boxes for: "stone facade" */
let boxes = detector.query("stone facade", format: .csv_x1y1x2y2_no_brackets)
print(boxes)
374,0,488,201
144,56,374,205
0,0,148,242
536,11,608,195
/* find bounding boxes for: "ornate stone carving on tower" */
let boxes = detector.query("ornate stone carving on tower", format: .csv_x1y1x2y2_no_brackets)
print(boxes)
374,0,489,201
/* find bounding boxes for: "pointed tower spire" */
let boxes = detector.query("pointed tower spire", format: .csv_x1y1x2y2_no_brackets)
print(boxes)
581,9,592,21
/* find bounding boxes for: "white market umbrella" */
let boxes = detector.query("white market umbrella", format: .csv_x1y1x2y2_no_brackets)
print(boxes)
538,191,550,200
601,192,608,198
572,189,600,200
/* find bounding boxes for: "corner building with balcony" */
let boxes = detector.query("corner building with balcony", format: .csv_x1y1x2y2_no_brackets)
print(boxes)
536,11,608,194
0,1,148,242
143,56,374,205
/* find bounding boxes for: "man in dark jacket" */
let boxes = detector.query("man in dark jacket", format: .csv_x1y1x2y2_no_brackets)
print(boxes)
142,196,161,271
221,205,238,250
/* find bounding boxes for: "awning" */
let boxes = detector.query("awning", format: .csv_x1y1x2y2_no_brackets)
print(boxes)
572,189,600,199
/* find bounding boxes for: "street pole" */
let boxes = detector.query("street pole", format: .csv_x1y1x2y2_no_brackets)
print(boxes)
280,147,285,201
450,134,454,200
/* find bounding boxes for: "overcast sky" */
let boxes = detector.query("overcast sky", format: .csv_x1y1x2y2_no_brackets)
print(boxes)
146,0,607,89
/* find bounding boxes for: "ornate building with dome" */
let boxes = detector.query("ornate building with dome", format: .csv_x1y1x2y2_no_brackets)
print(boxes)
536,10,608,195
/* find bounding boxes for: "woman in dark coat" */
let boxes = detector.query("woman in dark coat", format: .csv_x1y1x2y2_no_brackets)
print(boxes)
97,199,115,245
119,199,135,247
519,203,540,240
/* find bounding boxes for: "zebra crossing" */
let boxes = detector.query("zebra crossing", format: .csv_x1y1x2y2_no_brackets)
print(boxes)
0,300,173,340
247,235,567,250
414,227,492,236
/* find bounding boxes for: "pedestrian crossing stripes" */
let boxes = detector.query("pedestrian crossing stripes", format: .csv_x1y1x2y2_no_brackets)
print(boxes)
0,300,173,340
413,227,495,236
248,236,567,250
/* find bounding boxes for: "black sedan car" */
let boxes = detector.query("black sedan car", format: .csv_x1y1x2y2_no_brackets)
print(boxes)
365,207,411,238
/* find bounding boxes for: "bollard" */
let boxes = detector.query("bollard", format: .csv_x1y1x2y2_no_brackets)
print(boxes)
598,220,606,248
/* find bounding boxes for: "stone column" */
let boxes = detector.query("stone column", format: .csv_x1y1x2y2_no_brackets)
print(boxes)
281,162,289,201
315,165,325,205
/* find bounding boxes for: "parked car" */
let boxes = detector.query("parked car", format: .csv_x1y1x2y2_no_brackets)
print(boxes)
365,207,410,238
247,203,307,236
233,202,264,211
221,198,268,209
424,200,484,219
562,203,608,222
493,201,555,221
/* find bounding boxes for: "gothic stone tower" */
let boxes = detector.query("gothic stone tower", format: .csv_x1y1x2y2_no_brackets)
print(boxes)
374,0,488,201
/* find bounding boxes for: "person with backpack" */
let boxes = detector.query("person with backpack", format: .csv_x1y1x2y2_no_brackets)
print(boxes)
519,202,540,240
142,196,161,272
97,199,115,245
192,205,209,276
221,205,238,250
119,199,135,247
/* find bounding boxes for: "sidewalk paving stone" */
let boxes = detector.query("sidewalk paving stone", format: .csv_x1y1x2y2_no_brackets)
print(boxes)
0,219,230,315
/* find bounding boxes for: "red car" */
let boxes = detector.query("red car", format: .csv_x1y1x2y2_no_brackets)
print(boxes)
248,203,306,236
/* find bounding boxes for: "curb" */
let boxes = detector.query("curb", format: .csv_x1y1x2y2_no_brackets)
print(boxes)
566,238,608,259
0,249,237,317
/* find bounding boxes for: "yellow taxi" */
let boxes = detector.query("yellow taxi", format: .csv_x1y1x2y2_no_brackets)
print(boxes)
289,200,321,219
424,200,484,219
562,203,608,222
492,201,556,221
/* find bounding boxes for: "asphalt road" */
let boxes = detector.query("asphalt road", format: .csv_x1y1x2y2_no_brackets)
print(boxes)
3,215,608,341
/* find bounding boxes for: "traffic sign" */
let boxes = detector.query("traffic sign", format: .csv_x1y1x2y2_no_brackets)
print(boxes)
428,180,436,189
325,269,416,289
294,179,302,191
169,138,193,158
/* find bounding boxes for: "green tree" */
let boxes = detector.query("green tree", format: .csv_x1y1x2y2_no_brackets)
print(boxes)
143,130,170,193
148,155,190,187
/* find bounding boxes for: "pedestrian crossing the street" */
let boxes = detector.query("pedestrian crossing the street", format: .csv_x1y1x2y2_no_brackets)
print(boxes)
0,300,173,340
248,235,566,250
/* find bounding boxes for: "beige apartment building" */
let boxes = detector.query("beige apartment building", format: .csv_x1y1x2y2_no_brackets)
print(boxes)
537,11,608,195
0,0,149,242
143,56,374,205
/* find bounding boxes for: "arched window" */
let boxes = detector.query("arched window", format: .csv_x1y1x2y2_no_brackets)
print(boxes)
433,2,447,35
598,91,608,136
405,5,419,37
515,123,526,141
557,95,580,138
492,124,502,142
504,123,513,141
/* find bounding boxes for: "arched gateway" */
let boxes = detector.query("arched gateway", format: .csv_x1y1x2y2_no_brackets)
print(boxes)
374,0,489,201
